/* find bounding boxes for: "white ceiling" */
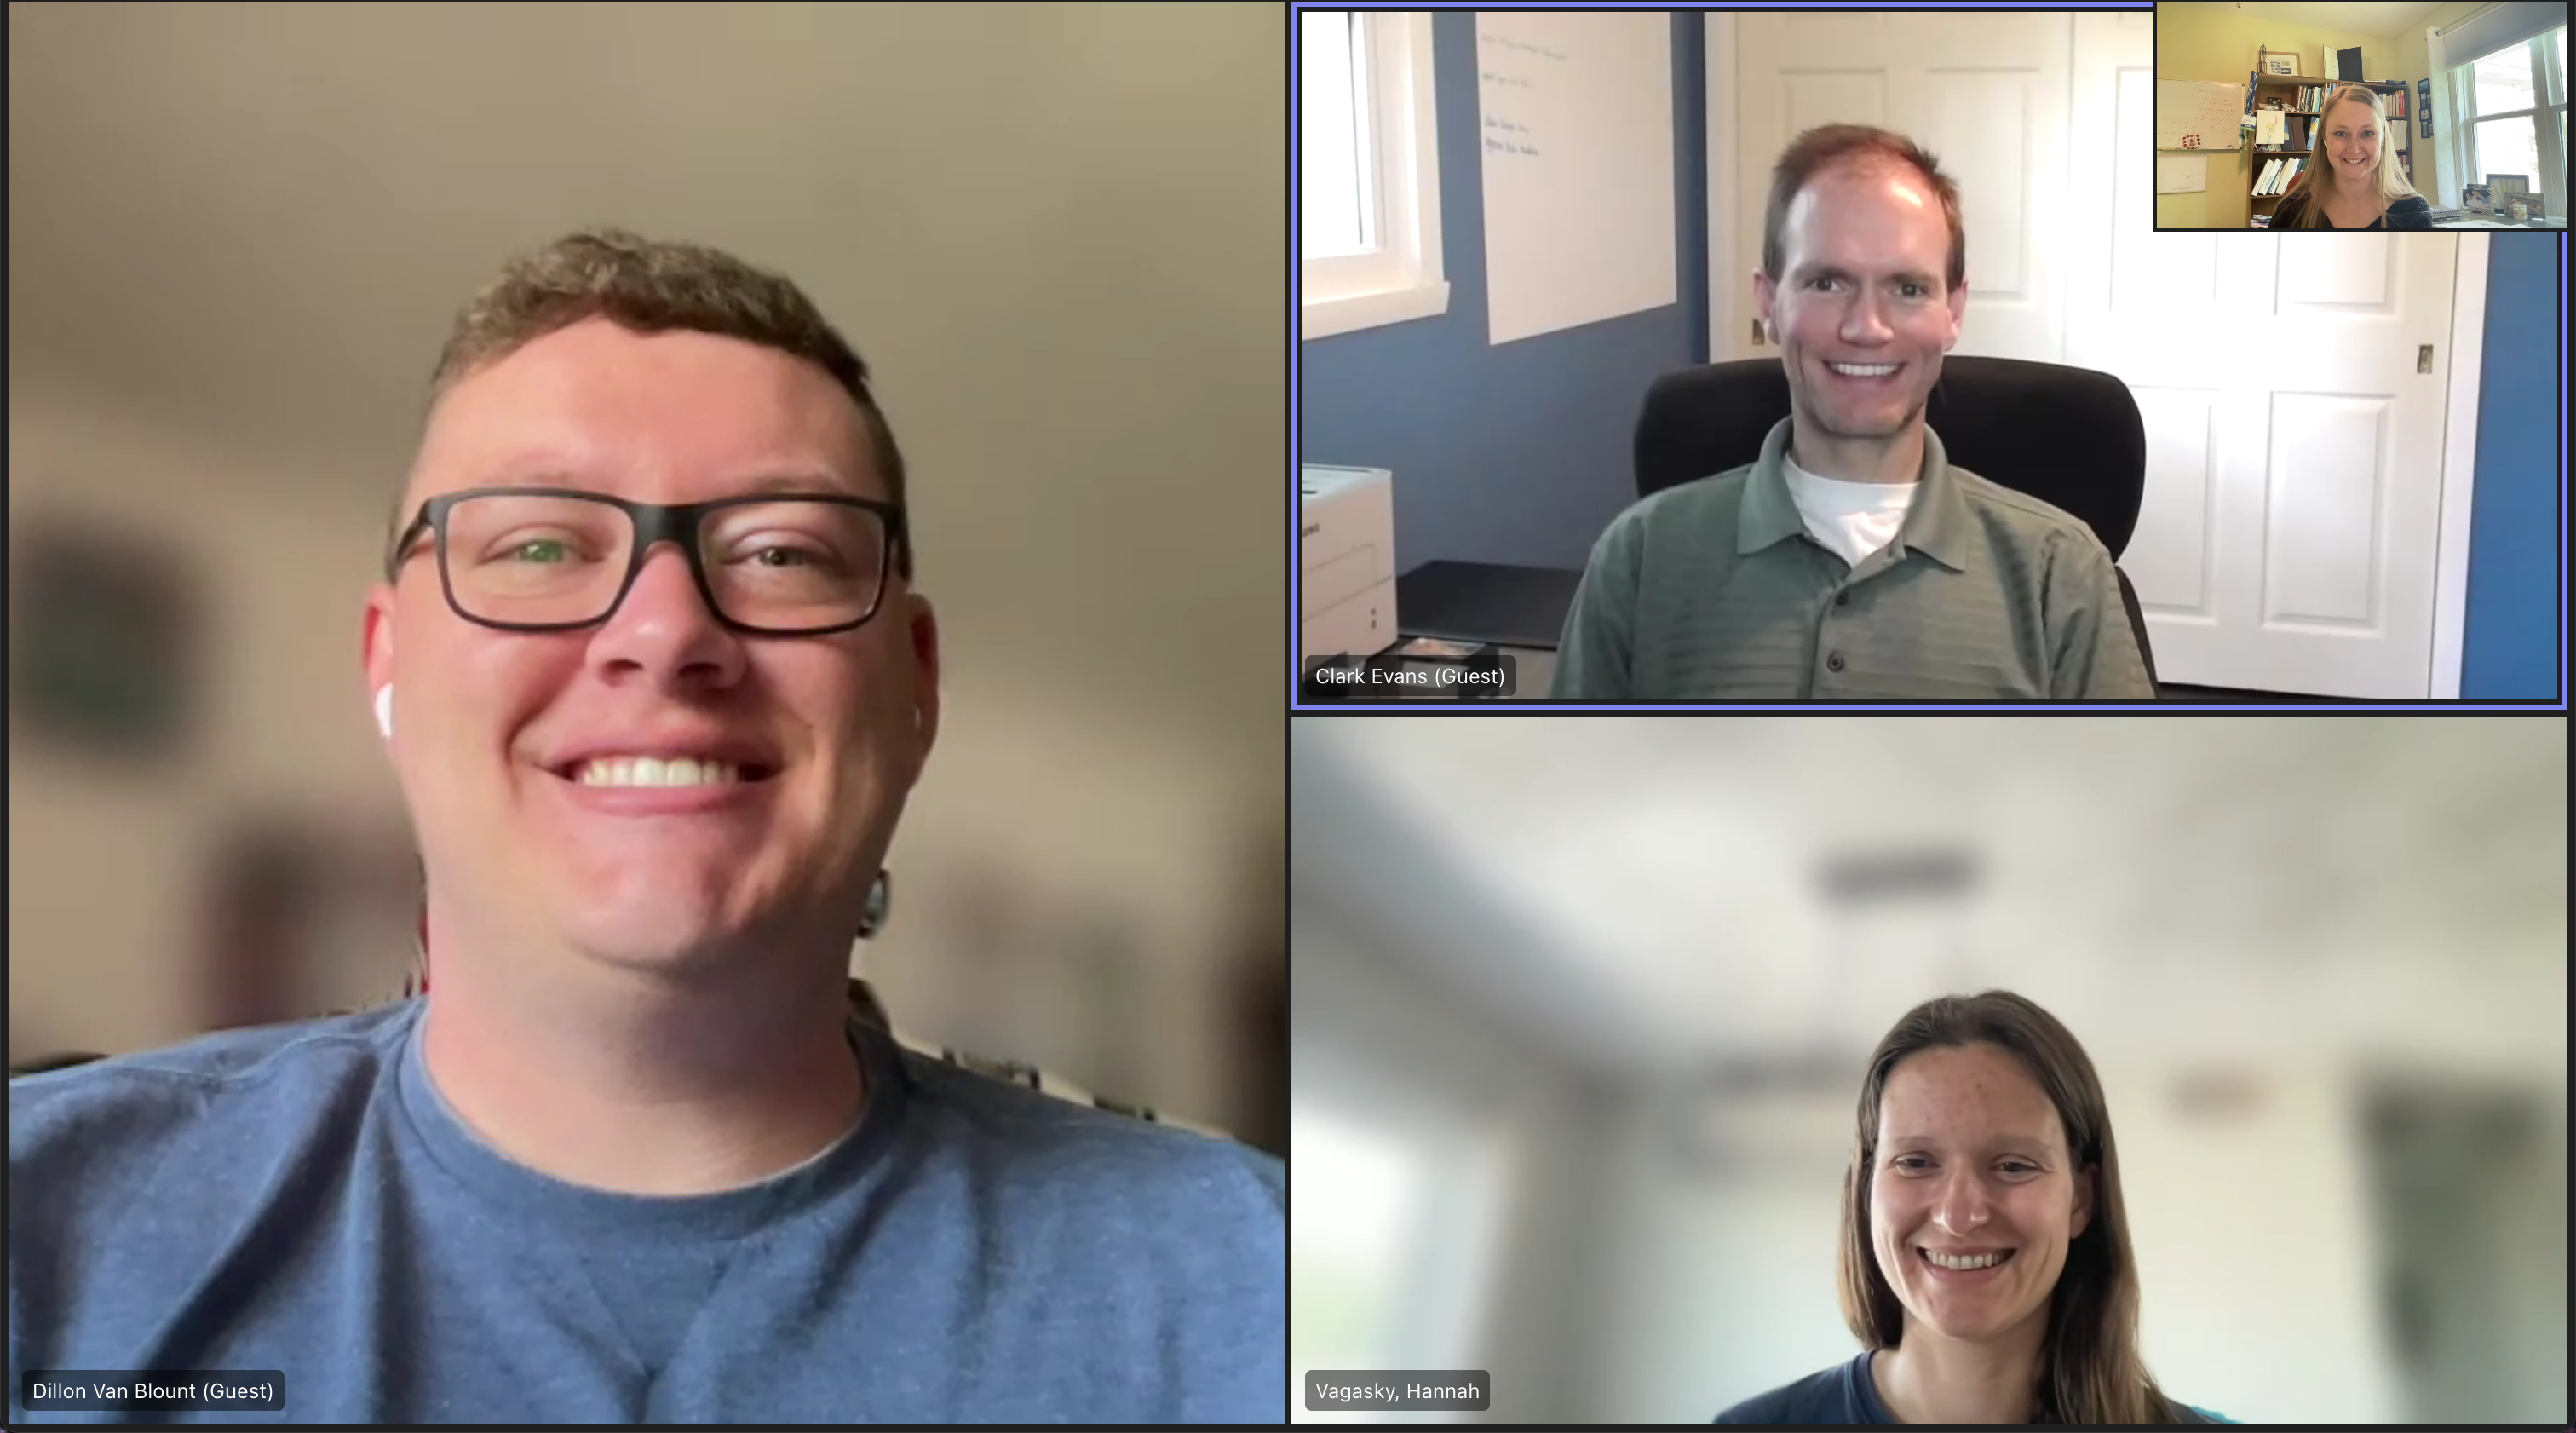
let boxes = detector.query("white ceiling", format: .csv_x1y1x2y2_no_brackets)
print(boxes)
1293,717,2567,1079
2191,1,2454,40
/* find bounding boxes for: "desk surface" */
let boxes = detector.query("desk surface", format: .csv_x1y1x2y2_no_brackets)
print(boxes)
1397,561,1583,651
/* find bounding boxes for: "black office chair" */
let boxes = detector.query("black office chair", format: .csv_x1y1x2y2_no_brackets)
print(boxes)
1632,356,2158,691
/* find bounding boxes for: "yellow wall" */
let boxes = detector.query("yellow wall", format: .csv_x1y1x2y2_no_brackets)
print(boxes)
2153,1,2458,228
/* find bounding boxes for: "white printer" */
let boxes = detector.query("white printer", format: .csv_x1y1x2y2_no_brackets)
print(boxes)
1298,463,1396,662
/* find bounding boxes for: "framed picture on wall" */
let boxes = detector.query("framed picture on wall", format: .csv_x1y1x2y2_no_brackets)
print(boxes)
9,514,204,765
2260,49,2299,76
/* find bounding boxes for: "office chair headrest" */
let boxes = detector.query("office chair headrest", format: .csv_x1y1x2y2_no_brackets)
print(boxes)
1634,356,2147,559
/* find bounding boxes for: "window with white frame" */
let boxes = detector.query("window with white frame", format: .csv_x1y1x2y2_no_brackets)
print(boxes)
2444,17,2567,217
1299,10,1449,340
1288,1085,1515,1424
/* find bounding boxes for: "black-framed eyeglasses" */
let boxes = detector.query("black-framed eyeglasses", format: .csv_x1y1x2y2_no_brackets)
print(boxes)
386,487,907,636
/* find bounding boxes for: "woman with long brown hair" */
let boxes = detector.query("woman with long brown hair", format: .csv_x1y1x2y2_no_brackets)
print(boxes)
1715,991,2236,1424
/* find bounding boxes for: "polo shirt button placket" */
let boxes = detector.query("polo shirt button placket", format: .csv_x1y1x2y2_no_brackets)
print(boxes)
1826,652,1845,673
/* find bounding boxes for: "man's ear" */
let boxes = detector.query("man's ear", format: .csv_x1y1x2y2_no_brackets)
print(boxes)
363,585,398,745
904,591,941,765
1751,268,1780,345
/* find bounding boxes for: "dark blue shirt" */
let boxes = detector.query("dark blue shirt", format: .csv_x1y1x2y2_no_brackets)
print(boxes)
2270,189,2435,230
1713,1350,2236,1424
9,1000,1284,1424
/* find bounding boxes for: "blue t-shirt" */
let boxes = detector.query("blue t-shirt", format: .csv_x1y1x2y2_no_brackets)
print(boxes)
9,1000,1284,1424
1713,1350,2235,1424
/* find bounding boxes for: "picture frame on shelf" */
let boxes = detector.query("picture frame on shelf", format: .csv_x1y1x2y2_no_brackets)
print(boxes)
2260,49,2300,76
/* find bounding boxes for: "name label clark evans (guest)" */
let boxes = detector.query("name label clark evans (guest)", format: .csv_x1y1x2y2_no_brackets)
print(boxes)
1301,655,1518,700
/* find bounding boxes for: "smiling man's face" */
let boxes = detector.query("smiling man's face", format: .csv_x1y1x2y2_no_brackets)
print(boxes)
1754,157,1968,481
364,317,940,980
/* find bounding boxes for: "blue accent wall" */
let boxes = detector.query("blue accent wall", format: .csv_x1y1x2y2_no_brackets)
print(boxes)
2458,236,2562,701
1301,14,2556,700
1297,10,1706,573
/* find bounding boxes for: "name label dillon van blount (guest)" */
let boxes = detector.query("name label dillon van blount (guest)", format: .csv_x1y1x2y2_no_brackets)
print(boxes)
1303,1370,1492,1411
20,1372,285,1411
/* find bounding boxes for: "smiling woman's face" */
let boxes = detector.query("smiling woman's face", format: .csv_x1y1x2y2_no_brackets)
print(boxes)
2322,97,2381,187
1869,1042,2094,1347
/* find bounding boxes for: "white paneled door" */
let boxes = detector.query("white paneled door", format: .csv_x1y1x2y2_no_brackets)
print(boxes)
1737,11,2071,362
1729,12,2465,699
2070,15,2457,699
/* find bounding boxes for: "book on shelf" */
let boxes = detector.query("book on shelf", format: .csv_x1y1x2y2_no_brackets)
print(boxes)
2256,115,2312,153
2253,157,2305,195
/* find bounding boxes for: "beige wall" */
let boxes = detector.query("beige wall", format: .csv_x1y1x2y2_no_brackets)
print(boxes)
5,2,1285,1139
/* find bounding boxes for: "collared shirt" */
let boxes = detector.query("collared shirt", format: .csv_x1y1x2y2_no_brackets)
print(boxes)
1550,418,2156,700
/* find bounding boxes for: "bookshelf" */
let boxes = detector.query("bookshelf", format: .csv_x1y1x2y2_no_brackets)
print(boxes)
2247,73,2413,222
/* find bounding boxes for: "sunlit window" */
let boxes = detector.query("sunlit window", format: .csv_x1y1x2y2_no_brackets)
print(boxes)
1300,10,1372,260
2457,24,2567,216
1298,11,1449,339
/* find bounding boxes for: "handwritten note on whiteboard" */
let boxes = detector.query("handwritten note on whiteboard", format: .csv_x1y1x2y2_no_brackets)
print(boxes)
1478,11,1676,346
2154,78,2245,152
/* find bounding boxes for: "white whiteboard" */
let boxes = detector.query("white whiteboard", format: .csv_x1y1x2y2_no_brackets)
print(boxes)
2155,153,2208,193
2154,78,2245,152
1478,11,1676,346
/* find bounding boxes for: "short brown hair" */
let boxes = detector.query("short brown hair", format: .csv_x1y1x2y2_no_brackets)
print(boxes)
404,227,911,577
1762,125,1966,296
1838,990,2193,1424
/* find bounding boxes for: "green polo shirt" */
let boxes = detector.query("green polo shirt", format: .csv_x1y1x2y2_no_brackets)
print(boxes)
1550,418,2156,700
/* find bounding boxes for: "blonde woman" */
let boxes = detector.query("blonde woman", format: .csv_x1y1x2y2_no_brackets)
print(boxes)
2268,83,2434,230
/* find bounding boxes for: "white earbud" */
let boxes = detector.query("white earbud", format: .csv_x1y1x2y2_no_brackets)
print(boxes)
374,686,394,740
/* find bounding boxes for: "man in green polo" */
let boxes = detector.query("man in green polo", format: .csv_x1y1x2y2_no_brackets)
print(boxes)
1551,124,2156,701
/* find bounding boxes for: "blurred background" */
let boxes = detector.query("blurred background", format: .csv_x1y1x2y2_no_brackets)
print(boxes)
5,1,1284,1154
1291,715,2568,1423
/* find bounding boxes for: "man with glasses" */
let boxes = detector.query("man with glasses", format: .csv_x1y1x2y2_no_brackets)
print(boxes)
8,228,1284,1424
